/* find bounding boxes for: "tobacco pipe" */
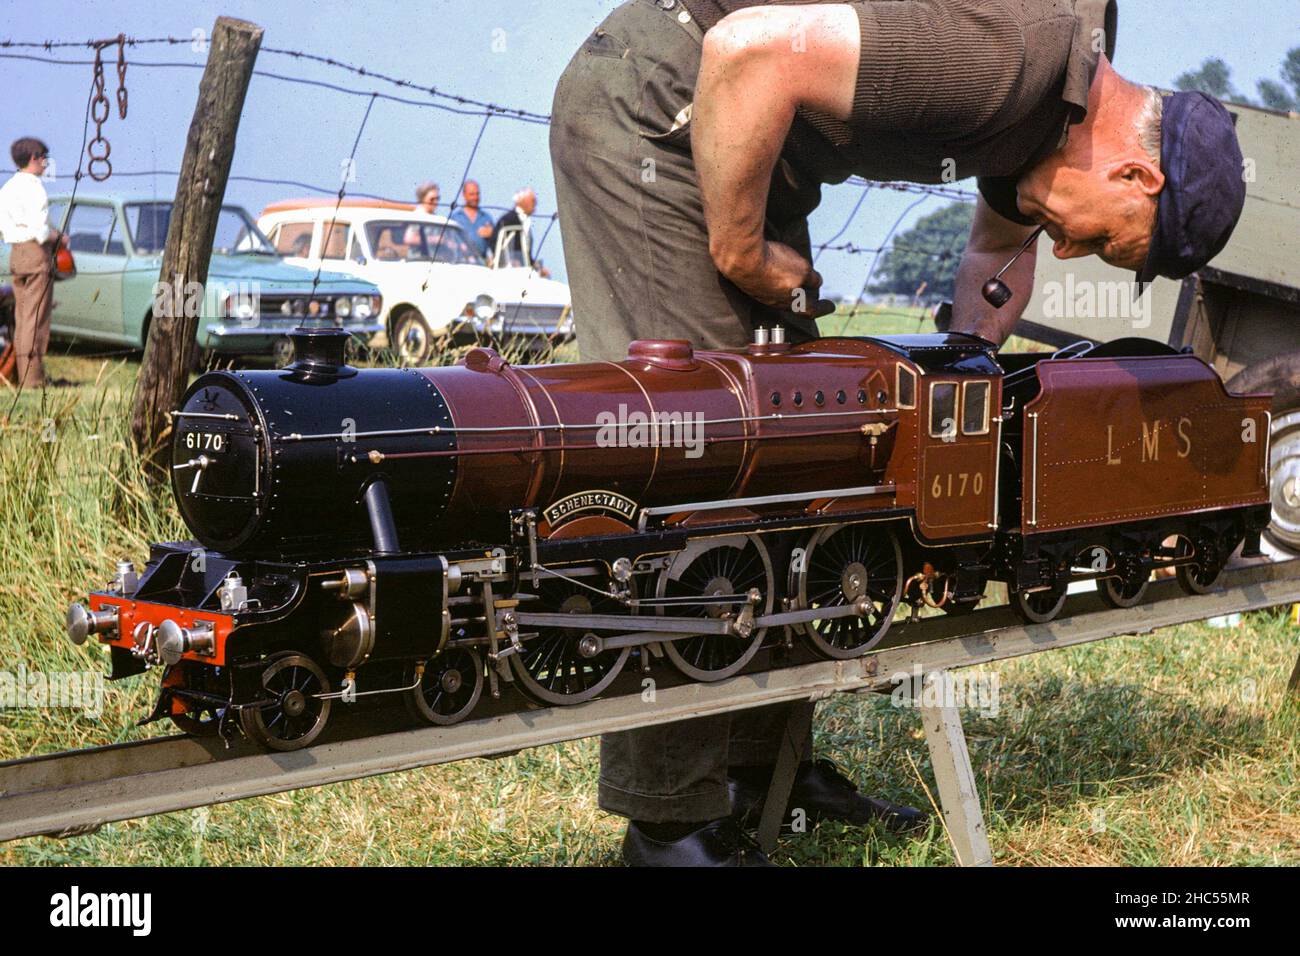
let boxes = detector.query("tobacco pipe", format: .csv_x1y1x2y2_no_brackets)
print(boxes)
981,225,1045,308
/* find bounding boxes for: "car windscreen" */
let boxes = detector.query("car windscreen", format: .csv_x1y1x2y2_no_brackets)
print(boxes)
125,202,277,255
365,220,482,265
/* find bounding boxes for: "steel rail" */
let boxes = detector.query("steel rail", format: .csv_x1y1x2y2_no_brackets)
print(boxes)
2,557,1298,844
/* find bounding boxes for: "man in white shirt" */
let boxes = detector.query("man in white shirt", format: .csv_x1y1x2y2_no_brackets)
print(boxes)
0,137,62,387
490,187,550,276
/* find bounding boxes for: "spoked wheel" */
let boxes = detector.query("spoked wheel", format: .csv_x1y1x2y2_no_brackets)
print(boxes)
791,523,903,659
509,573,633,705
407,647,484,725
391,307,434,366
658,534,774,682
238,652,332,752
1174,536,1224,595
1011,580,1068,624
1096,556,1150,609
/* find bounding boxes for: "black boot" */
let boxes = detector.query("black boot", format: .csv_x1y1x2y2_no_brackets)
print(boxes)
622,817,776,867
730,758,930,835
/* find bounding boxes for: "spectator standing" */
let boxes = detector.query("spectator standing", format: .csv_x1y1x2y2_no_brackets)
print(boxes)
448,180,494,261
0,137,62,388
415,182,439,215
491,187,550,276
405,182,441,248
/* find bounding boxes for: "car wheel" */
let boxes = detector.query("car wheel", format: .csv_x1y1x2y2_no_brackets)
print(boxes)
1227,354,1300,555
390,308,433,366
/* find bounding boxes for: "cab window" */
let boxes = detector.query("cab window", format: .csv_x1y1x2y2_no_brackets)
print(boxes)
63,203,118,255
929,382,957,439
273,221,314,257
321,220,350,259
896,364,916,409
962,381,990,435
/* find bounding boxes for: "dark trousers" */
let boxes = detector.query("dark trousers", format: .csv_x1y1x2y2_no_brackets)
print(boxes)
550,0,822,823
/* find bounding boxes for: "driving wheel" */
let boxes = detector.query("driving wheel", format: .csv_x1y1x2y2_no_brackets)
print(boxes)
509,573,633,705
657,534,774,682
790,523,903,659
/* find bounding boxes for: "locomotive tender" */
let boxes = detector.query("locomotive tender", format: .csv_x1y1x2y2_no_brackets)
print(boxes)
65,326,1272,750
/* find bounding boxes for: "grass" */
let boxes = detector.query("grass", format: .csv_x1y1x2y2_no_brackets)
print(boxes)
0,326,1295,866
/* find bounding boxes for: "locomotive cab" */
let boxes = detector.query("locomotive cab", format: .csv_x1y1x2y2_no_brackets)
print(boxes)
870,334,1003,543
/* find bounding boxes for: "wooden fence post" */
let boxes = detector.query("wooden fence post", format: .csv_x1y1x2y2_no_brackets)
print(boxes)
129,16,263,473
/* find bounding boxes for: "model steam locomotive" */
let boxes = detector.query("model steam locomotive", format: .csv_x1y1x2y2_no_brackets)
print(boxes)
65,326,1271,750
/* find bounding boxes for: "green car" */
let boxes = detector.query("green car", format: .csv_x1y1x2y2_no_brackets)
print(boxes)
0,195,383,364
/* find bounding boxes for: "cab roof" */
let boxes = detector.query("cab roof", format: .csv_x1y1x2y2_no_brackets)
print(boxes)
868,333,1003,376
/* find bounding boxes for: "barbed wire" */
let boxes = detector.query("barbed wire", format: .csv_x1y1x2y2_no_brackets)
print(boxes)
41,169,560,221
1,32,976,347
837,191,935,334
0,51,553,125
2,38,978,199
847,176,976,202
0,34,553,123
311,93,378,298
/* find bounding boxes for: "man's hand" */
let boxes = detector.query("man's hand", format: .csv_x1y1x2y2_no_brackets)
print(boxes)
724,239,835,317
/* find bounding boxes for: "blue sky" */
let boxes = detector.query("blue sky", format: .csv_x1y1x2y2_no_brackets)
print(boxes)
2,0,1297,298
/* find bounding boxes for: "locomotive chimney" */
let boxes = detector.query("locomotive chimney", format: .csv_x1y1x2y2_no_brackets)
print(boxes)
286,327,358,381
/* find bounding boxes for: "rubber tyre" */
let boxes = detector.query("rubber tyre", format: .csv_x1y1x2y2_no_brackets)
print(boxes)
1227,354,1300,555
390,308,434,366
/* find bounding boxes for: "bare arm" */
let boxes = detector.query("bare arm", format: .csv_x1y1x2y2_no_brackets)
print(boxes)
692,5,859,314
952,195,1039,345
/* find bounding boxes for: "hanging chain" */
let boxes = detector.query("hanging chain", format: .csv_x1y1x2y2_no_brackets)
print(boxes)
87,34,127,182
116,35,128,119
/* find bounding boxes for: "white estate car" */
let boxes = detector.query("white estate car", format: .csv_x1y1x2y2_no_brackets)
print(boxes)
258,199,573,364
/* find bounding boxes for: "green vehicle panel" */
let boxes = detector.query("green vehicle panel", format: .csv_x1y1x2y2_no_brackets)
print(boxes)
0,195,384,357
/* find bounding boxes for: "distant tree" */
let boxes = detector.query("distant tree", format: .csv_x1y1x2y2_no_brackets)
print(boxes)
1174,57,1245,102
870,201,972,302
1257,78,1296,112
1174,47,1300,111
1283,48,1300,97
